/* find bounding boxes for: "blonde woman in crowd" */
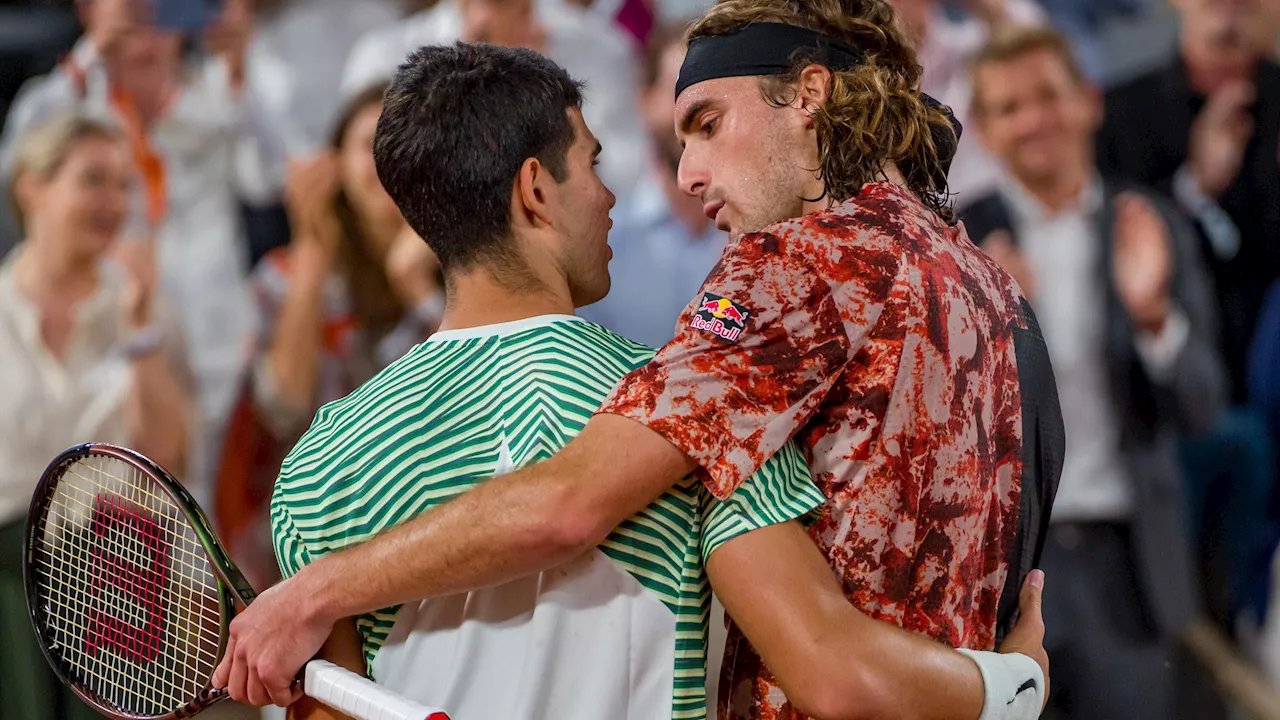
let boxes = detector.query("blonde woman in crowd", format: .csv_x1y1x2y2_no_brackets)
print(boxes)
216,84,444,586
0,110,193,720
0,0,289,506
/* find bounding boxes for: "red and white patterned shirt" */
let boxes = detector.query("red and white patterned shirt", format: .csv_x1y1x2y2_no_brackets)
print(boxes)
600,181,1058,719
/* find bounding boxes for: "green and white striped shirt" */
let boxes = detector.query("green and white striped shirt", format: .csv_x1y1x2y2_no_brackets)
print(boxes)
271,315,824,720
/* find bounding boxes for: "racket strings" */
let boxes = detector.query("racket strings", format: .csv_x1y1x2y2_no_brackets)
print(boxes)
41,463,200,712
33,454,224,717
45,468,220,648
46,483,220,604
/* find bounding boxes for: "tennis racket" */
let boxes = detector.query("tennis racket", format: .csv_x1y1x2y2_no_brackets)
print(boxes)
24,442,450,720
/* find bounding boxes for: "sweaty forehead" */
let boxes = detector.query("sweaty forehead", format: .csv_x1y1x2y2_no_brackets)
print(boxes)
674,77,759,129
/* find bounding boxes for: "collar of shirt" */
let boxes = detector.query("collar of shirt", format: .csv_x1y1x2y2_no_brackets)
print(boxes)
0,250,125,394
999,172,1105,226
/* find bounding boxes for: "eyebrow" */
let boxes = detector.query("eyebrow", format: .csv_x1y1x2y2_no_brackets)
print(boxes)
677,98,716,138
591,141,602,158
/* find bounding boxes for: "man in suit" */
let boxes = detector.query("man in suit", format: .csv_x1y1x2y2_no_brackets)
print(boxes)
961,25,1228,720
1096,0,1280,402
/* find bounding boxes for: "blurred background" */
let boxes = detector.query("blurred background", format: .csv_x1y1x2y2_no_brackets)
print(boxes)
2,0,1280,718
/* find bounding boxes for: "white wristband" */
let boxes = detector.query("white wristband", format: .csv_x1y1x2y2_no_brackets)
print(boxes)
956,649,1045,720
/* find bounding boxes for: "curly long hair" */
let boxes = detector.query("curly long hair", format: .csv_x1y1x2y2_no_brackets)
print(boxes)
686,0,959,221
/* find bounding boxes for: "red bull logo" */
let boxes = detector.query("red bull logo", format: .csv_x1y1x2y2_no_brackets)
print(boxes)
691,293,750,342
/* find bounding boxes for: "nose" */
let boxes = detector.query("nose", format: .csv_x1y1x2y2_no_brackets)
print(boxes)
1014,99,1053,138
606,185,617,210
676,145,707,199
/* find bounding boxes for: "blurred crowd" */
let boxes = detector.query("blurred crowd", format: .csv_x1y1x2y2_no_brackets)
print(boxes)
2,0,1280,718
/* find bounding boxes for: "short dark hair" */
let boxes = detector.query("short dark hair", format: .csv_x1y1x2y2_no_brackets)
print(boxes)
374,43,584,272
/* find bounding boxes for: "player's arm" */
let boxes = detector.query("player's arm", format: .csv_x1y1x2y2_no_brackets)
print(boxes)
215,413,694,704
710,522,1048,720
303,413,691,613
287,619,365,720
216,233,852,705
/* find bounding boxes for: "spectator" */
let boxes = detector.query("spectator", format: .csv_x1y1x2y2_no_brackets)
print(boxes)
887,0,1044,205
961,26,1226,719
1097,0,1280,403
215,84,444,588
578,22,726,347
247,0,405,154
341,0,650,200
0,110,191,720
0,0,288,505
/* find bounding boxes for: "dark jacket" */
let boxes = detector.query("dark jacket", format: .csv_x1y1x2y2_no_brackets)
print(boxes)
960,179,1228,634
1097,58,1280,402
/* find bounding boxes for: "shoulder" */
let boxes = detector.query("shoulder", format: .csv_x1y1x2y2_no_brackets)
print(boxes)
276,343,446,477
510,320,657,378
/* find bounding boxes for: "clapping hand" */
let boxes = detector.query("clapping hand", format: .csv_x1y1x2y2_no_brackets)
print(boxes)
1112,192,1174,336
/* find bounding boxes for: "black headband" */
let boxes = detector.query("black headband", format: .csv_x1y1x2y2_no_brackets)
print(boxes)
675,23,962,177
675,23,866,99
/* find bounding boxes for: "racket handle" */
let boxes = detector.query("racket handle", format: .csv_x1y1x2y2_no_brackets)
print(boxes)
303,659,450,720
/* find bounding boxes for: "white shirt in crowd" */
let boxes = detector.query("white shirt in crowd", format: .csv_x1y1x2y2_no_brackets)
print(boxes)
0,38,288,497
341,0,651,200
1000,177,1189,523
248,0,405,153
0,252,190,527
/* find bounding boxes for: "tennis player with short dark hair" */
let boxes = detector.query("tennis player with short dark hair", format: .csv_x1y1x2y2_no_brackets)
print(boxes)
215,1,1062,717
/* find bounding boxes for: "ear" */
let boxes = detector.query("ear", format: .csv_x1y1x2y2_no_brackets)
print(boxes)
512,156,556,231
794,64,833,127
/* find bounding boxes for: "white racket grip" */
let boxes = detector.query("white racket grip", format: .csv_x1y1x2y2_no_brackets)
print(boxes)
303,659,451,720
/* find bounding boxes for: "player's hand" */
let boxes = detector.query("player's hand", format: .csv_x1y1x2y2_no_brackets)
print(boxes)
997,570,1049,711
1188,80,1254,199
212,577,331,707
1112,192,1174,336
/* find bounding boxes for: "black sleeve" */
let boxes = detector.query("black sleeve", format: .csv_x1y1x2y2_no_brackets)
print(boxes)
995,298,1065,645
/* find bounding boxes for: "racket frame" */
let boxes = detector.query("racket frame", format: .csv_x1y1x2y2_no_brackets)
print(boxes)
24,443,258,720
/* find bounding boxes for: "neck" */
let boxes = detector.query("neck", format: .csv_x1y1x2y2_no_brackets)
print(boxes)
15,231,99,303
1182,33,1256,93
800,162,909,216
1017,158,1091,214
436,265,575,333
655,159,712,236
